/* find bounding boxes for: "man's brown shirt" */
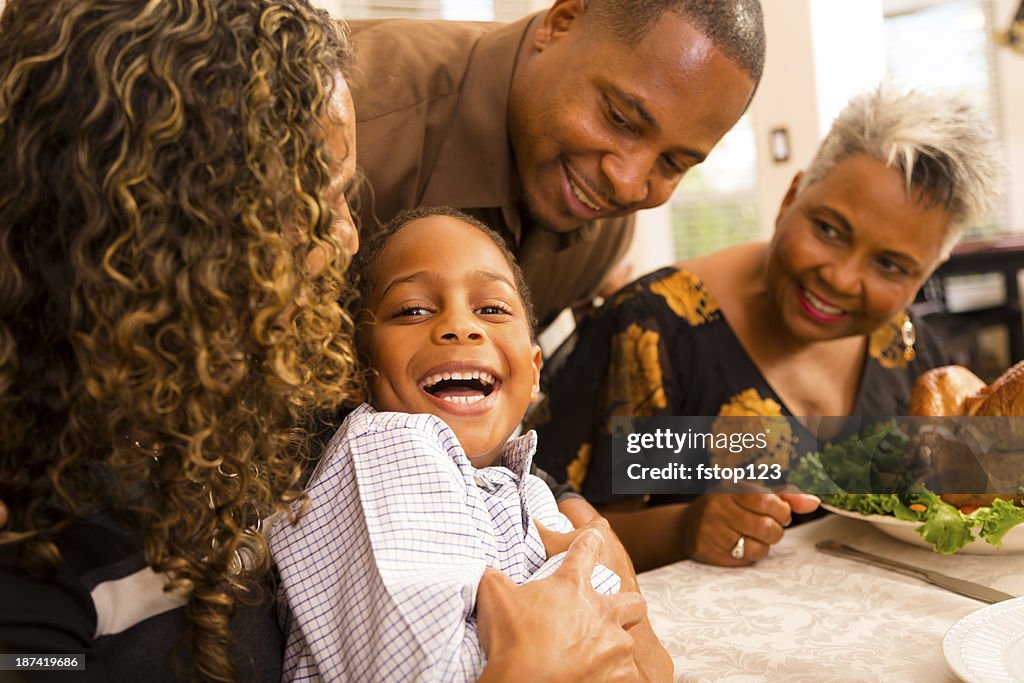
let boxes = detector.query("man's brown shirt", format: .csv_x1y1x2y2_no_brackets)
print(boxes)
349,15,634,329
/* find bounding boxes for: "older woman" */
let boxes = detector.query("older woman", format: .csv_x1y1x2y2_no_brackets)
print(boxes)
530,84,1003,570
0,1,646,680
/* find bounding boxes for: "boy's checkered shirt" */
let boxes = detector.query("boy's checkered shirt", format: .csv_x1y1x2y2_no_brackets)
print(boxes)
269,403,620,682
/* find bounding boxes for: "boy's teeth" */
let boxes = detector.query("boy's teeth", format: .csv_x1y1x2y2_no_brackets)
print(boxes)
569,177,601,211
441,394,486,405
421,370,496,389
804,289,843,315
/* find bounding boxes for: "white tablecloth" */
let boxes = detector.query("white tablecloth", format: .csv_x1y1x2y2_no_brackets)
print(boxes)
637,514,1024,682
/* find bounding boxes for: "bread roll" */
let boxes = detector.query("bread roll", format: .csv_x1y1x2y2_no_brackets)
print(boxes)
969,359,1024,468
908,365,987,417
908,362,1024,507
970,359,1024,417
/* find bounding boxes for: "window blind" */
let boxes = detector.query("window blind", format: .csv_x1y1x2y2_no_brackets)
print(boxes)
885,0,1009,239
670,115,761,260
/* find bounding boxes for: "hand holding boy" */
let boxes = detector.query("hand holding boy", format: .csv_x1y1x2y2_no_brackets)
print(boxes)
537,514,639,594
534,521,673,681
477,529,647,682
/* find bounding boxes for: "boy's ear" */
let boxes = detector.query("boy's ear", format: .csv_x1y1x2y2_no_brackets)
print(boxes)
530,344,543,400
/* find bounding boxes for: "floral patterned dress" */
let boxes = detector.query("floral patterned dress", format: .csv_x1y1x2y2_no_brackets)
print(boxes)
528,267,948,505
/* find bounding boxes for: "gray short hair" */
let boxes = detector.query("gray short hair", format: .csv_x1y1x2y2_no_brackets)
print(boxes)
799,83,1004,252
586,0,765,86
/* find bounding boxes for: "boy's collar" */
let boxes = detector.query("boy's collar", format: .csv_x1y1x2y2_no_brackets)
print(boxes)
351,403,540,535
353,402,537,479
499,429,537,481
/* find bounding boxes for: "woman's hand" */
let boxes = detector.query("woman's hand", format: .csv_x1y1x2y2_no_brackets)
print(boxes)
477,529,646,682
680,489,820,566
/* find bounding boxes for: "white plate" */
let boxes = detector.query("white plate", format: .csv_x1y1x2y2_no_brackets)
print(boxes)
821,503,1024,554
943,596,1024,683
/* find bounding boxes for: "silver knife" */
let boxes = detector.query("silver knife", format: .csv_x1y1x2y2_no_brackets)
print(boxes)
816,539,1017,604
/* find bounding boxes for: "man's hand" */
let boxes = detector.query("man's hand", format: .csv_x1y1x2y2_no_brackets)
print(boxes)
536,516,639,593
535,516,672,681
477,530,645,682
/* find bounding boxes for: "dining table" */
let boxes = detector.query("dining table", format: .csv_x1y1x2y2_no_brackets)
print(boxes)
637,513,1024,682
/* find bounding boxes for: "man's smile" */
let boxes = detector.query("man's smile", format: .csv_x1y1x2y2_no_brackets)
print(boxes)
561,159,615,218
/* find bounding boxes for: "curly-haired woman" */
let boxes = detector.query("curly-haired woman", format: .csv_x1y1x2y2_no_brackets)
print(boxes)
0,0,358,679
0,1,646,681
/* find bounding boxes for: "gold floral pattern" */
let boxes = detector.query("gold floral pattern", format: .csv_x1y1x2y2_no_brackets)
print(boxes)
607,323,667,420
712,389,796,470
649,269,721,326
566,443,591,493
531,265,942,505
717,388,784,418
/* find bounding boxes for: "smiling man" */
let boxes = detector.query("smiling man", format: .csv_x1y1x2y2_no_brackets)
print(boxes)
350,0,763,329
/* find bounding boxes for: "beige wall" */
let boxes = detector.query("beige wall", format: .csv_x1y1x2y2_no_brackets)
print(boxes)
994,0,1024,231
636,0,1024,259
748,0,887,239
750,0,1024,235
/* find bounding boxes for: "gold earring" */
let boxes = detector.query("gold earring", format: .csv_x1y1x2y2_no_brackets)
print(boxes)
899,313,916,362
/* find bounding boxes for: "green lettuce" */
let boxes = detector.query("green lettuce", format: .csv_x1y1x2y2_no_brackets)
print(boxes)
789,423,1024,554
787,422,911,495
974,498,1024,548
917,499,976,554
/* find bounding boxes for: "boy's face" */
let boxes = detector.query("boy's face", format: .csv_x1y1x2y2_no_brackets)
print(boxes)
363,216,542,468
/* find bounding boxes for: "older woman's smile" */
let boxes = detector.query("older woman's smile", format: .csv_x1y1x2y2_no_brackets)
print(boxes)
797,286,849,323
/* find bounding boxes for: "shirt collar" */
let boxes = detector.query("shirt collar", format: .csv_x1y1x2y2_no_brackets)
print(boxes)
490,429,537,534
351,403,537,482
348,402,375,420
498,429,537,482
419,12,617,251
419,13,539,242
350,403,539,534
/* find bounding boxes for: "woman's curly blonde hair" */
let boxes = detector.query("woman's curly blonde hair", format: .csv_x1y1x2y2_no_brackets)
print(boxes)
0,0,357,679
